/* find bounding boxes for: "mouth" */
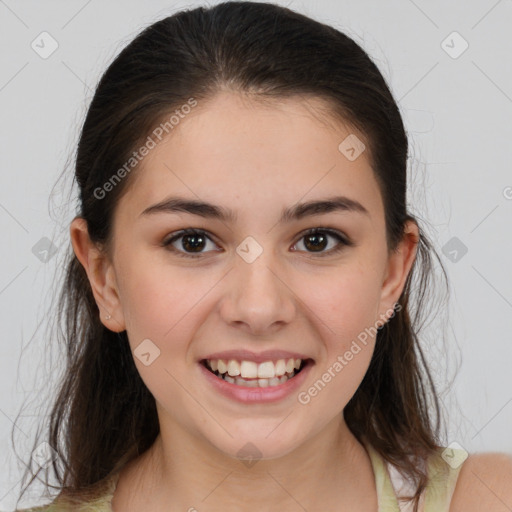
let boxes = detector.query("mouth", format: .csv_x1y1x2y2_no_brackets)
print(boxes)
200,357,312,388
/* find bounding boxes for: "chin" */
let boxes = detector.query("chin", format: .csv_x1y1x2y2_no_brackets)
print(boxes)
203,423,306,464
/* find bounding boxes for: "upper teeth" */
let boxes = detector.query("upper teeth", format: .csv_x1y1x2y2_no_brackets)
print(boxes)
207,358,302,378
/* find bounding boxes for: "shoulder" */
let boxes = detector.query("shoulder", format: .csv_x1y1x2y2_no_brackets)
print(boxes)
449,451,512,511
9,473,118,512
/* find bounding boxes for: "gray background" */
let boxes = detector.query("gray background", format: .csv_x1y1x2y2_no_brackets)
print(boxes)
1,0,511,508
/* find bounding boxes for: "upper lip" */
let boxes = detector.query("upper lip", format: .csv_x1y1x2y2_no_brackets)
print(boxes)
200,349,313,364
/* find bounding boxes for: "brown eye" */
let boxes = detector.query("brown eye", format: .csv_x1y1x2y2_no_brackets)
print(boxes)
162,229,219,258
303,232,329,252
180,232,206,252
292,228,353,256
162,227,353,260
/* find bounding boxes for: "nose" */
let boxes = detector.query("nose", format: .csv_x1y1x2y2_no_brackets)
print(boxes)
219,248,296,336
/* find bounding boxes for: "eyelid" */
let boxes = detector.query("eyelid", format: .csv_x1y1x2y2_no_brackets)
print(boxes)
162,227,354,258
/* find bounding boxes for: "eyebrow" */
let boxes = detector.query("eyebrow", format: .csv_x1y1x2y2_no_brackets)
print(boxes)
139,195,370,223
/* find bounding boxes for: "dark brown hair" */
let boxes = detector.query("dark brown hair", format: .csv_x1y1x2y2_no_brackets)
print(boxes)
12,2,451,510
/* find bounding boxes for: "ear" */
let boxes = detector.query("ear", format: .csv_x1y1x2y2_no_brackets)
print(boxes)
69,217,126,332
377,219,419,325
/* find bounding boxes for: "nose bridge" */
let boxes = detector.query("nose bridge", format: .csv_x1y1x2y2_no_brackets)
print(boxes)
236,236,282,304
238,245,278,296
221,235,295,333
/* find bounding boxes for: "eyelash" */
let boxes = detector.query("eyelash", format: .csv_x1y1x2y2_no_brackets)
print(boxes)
161,228,354,259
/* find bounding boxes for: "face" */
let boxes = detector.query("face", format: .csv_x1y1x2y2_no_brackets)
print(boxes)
73,91,416,463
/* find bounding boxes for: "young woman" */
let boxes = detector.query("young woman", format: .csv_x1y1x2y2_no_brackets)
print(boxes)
12,2,512,511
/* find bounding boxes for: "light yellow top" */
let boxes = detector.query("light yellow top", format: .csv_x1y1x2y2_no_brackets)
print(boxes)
364,441,466,511
14,442,466,511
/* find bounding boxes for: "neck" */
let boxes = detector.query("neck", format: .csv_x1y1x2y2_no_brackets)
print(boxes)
114,415,377,512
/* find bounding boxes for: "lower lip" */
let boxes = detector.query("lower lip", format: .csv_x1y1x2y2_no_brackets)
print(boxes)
198,360,314,404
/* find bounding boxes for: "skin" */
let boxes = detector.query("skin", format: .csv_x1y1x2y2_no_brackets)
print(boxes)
70,90,423,511
451,453,512,511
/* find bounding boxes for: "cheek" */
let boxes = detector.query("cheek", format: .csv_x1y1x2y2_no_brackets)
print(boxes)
115,252,184,342
298,268,381,410
117,265,196,395
297,259,382,346
116,257,216,353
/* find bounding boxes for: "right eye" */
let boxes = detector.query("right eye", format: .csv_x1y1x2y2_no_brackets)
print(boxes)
162,229,221,258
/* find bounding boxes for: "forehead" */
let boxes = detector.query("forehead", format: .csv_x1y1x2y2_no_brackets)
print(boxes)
116,91,384,225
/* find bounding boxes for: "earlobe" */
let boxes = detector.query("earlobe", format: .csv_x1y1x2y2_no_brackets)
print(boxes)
69,217,126,332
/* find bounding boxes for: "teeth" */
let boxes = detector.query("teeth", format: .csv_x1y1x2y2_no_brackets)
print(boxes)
217,359,227,374
275,359,286,376
227,360,241,377
206,357,303,378
219,373,294,387
240,361,258,378
204,357,306,388
258,361,275,379
235,376,258,387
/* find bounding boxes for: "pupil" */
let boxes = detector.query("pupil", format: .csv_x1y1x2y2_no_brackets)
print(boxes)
305,233,326,252
183,234,205,252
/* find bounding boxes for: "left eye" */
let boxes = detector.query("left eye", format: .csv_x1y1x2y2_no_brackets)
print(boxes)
292,228,351,256
162,228,352,258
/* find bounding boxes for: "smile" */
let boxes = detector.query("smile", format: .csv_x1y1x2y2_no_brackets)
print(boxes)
201,357,307,388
